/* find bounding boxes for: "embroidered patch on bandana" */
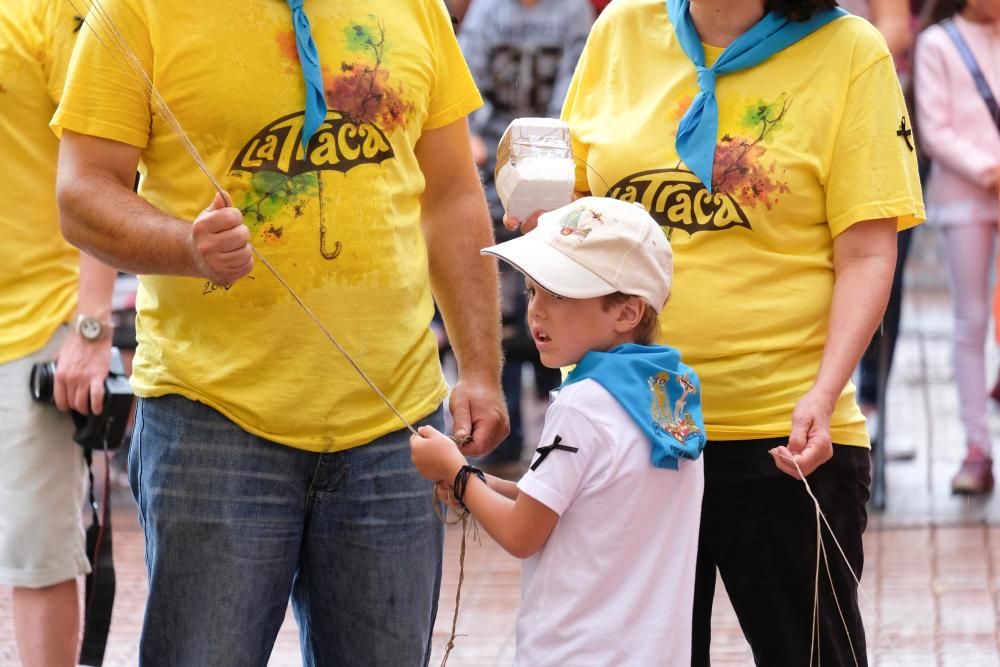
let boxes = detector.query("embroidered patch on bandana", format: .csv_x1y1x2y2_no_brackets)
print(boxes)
648,371,703,444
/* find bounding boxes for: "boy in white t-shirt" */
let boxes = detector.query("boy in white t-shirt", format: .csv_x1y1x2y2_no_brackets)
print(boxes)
410,197,706,666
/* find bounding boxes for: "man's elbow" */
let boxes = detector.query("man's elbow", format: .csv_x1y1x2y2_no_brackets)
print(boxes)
56,173,90,249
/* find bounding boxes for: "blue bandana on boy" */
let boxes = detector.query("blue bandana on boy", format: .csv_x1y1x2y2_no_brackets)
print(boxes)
563,343,706,469
667,0,846,191
287,0,328,149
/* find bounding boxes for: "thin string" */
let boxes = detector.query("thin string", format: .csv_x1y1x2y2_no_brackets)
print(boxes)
431,488,481,666
777,452,904,665
573,155,612,197
76,0,221,196
817,526,857,667
810,511,820,666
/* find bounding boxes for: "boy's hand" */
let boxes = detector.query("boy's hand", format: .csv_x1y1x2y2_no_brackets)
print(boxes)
502,192,589,234
502,210,545,234
410,425,468,482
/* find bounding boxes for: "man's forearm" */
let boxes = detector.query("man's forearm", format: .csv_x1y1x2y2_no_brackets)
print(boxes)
58,170,197,277
76,251,118,323
425,189,502,382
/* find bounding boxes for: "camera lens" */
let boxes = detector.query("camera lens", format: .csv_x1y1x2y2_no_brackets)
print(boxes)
29,362,56,403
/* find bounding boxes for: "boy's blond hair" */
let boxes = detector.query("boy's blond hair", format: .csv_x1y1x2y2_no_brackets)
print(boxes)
601,293,661,346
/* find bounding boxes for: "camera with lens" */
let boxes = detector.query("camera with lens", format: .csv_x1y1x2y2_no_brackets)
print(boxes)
29,347,133,450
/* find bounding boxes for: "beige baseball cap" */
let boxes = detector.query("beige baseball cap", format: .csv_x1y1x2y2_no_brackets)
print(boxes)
481,197,673,313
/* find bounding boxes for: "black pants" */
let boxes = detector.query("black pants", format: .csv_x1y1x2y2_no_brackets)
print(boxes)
692,439,871,667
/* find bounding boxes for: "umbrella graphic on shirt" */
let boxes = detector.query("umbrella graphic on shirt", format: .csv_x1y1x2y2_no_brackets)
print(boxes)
228,16,412,259
229,110,395,259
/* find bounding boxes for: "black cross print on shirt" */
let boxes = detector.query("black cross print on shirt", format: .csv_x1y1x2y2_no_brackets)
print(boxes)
530,435,580,471
897,117,914,151
73,15,84,33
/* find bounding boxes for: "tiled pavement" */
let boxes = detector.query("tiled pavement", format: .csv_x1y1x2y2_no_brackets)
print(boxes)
3,228,1000,666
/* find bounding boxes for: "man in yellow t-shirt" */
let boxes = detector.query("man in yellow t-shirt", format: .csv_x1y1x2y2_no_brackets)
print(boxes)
52,0,507,663
547,0,922,664
0,1,119,665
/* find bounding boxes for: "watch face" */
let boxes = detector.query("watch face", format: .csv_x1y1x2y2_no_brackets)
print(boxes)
79,317,103,340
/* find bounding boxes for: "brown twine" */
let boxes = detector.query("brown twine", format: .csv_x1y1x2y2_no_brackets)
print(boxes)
431,480,481,667
774,451,903,666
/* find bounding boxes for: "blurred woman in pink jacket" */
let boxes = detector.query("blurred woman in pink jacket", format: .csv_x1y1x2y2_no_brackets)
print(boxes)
914,0,1000,495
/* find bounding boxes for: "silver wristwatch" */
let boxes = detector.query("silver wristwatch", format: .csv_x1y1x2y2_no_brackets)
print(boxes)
74,314,108,342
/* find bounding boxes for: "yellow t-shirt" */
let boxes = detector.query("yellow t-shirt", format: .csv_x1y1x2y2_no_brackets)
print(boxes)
52,0,482,451
563,1,924,446
0,0,80,364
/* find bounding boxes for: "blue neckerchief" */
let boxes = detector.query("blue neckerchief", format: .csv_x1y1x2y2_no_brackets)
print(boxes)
667,0,846,191
563,343,707,469
287,0,328,150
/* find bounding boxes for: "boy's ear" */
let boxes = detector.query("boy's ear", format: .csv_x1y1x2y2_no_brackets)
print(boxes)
613,296,645,333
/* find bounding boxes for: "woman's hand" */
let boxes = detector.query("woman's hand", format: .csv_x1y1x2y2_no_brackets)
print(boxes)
410,425,468,482
770,389,836,479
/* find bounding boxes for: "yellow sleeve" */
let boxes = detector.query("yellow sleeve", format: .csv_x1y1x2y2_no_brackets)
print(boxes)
560,20,601,195
41,0,80,105
50,0,152,149
422,0,482,131
825,53,925,236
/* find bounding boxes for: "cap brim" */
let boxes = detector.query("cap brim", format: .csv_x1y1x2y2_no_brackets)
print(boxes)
481,234,617,299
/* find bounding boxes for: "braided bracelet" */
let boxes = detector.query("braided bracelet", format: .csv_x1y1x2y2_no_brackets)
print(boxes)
453,465,486,511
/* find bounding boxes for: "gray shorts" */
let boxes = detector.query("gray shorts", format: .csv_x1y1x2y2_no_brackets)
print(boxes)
0,329,90,588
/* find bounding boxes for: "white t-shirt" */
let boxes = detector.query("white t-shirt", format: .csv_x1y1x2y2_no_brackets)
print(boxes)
515,379,705,666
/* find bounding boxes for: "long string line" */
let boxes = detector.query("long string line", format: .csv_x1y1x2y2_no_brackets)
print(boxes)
777,453,904,666
432,491,482,667
67,3,488,661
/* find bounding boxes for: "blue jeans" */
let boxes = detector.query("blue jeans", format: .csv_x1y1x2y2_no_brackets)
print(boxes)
129,394,444,666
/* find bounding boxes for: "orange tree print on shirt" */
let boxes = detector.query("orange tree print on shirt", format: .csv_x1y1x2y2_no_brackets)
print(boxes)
325,17,414,133
711,95,791,210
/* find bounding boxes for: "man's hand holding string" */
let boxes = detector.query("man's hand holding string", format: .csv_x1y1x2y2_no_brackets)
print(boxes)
415,117,509,458
58,131,251,284
188,192,253,285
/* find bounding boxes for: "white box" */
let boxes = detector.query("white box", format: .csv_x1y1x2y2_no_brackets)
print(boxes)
494,118,576,221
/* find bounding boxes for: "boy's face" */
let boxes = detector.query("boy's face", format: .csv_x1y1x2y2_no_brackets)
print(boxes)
525,278,629,368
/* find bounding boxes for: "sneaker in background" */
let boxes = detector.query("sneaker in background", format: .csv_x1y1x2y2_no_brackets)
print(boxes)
951,446,994,495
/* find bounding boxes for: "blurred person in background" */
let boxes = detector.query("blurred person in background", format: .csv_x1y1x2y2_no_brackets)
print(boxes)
446,0,474,25
0,2,118,665
459,0,594,476
914,0,1000,494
